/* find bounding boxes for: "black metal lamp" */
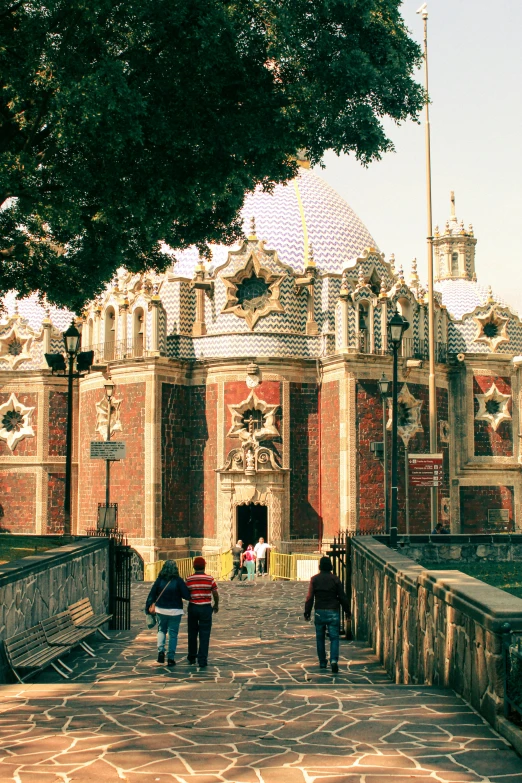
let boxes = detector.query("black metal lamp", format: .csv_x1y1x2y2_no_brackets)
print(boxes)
104,376,115,400
63,322,81,355
388,310,409,346
378,372,391,397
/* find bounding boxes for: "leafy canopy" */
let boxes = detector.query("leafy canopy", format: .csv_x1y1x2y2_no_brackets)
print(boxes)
1,0,423,310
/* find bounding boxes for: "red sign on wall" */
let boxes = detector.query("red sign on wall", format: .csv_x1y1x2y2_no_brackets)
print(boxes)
408,453,443,487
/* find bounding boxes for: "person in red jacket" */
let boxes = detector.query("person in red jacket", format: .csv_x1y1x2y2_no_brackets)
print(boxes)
304,556,349,673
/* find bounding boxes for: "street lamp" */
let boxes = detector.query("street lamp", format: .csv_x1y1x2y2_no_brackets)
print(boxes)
388,310,409,548
45,321,93,534
104,375,115,510
378,372,391,532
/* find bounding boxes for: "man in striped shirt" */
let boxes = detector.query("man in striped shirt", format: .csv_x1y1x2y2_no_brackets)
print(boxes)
185,557,219,668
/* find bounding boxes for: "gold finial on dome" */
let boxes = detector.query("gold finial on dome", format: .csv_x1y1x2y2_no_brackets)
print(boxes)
305,241,316,269
295,149,311,169
379,278,388,298
410,258,419,284
389,253,396,275
468,223,474,236
450,190,456,219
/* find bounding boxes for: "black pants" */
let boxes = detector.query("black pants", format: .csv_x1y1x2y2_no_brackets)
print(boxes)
187,604,213,665
230,560,242,580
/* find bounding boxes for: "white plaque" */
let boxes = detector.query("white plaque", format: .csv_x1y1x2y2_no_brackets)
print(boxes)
90,441,126,460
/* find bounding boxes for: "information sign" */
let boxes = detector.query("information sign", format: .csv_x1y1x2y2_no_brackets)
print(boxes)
408,453,443,487
90,441,127,460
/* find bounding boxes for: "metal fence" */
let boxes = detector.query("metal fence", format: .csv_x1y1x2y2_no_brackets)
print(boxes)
144,551,233,582
269,553,321,581
83,339,151,363
503,626,522,721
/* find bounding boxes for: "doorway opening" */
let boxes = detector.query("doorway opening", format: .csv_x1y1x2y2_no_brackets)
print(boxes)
237,503,268,547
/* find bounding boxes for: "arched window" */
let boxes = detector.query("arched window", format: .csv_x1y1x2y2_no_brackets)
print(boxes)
104,306,116,359
357,301,370,352
133,307,145,357
451,252,459,275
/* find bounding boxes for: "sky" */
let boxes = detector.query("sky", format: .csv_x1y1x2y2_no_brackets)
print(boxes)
318,0,522,314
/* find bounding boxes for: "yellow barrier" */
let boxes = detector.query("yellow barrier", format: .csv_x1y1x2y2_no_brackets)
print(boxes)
269,552,320,581
144,551,232,582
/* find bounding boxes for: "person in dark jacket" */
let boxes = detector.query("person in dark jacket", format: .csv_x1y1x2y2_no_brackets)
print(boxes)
304,556,350,673
146,559,190,667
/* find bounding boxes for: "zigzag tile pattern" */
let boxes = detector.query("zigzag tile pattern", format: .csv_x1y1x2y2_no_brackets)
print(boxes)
167,333,321,360
435,279,513,320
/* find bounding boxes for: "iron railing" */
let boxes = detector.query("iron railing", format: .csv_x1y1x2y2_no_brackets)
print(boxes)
503,625,522,721
350,334,447,363
144,551,233,583
83,338,149,363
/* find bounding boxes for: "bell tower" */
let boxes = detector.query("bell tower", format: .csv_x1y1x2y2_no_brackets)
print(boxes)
434,192,477,281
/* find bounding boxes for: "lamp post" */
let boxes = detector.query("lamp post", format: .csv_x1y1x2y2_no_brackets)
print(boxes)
388,311,409,548
104,375,115,508
45,322,93,535
378,373,391,532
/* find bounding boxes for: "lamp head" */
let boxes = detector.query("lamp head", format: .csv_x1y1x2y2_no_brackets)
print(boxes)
388,310,409,346
63,321,81,355
378,372,391,397
104,376,115,400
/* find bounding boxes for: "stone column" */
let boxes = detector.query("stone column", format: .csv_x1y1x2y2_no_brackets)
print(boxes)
306,286,318,335
268,485,284,544
220,482,235,552
149,294,162,356
339,278,350,352
119,300,129,355
379,290,388,354
193,288,207,336
41,315,52,368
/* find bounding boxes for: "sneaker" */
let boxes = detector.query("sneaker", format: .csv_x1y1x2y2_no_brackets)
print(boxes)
167,659,176,667
198,661,207,668
157,651,165,664
187,657,196,664
331,662,339,674
319,661,328,669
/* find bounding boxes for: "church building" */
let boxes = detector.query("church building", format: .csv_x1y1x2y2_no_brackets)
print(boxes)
1,162,520,563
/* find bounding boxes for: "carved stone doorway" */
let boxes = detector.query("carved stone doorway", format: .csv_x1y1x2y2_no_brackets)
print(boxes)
237,503,267,548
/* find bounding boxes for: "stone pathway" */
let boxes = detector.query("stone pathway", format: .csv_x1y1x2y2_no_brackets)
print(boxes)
0,580,520,782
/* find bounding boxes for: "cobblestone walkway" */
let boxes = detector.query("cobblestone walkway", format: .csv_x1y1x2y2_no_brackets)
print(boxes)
0,581,520,782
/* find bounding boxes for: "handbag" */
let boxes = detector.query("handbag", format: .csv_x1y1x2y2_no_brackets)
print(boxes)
145,579,172,629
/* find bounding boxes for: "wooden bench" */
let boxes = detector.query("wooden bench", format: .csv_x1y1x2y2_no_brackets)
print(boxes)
68,597,112,639
41,612,97,658
4,624,72,683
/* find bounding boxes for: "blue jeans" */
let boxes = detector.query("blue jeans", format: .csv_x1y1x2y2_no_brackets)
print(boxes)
314,610,340,664
157,613,182,657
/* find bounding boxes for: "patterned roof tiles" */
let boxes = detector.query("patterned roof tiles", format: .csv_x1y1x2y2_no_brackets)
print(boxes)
435,279,516,320
171,167,378,279
1,291,73,333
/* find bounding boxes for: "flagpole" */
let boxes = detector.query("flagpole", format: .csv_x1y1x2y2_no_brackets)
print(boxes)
417,3,438,532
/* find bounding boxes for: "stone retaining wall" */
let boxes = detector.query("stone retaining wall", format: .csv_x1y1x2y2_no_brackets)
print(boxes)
394,534,522,565
352,536,522,727
0,538,109,683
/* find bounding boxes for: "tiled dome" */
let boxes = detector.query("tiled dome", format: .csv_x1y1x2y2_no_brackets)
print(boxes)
172,167,378,278
435,279,514,320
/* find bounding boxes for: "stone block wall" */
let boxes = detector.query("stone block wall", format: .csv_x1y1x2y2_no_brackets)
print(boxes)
0,537,109,683
161,383,191,538
352,536,522,728
395,534,522,564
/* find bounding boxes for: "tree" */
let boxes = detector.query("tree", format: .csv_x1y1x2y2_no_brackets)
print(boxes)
1,0,423,311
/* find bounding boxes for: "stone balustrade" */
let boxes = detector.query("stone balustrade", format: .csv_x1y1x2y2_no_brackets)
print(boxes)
0,537,109,684
352,536,522,727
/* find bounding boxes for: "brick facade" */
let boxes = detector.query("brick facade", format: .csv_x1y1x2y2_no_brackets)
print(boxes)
320,381,339,538
289,383,320,538
78,382,146,538
460,485,515,533
473,375,513,457
0,471,37,533
48,391,68,457
356,382,450,533
0,392,38,457
202,384,218,540
189,385,206,538
161,383,190,538
47,473,66,533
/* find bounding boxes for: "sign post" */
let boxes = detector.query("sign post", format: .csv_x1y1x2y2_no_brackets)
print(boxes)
408,453,443,487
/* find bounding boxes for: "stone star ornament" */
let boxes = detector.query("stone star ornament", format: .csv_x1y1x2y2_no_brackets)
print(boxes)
0,393,35,451
0,321,34,369
473,307,509,352
95,396,123,439
475,383,511,431
386,384,423,446
227,390,279,444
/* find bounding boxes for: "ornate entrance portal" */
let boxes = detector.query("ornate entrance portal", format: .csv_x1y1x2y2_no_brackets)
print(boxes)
237,503,268,546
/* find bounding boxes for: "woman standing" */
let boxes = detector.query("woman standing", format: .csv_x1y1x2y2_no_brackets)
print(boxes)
146,560,190,666
242,545,257,582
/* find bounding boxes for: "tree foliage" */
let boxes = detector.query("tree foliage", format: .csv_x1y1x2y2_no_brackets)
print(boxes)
0,0,423,310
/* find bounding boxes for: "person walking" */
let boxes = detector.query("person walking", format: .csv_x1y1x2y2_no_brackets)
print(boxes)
242,545,256,582
185,557,219,667
253,537,275,576
145,559,190,667
230,540,244,580
304,556,349,673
